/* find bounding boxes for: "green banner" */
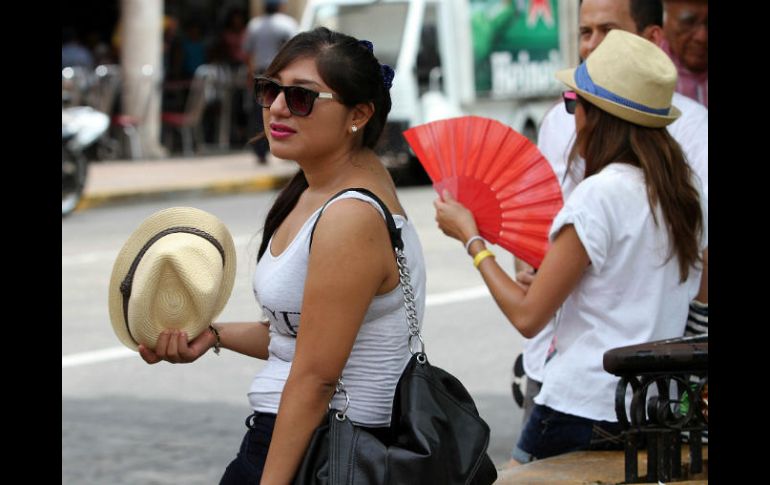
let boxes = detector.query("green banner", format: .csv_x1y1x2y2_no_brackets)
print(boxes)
471,0,561,97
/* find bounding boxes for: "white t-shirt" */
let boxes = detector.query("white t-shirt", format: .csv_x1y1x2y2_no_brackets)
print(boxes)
243,13,299,71
523,91,709,383
248,192,427,426
533,163,708,421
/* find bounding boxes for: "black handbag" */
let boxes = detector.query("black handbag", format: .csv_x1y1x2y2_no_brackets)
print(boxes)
294,188,497,485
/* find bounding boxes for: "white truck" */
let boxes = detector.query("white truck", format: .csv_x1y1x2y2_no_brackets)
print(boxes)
300,0,579,182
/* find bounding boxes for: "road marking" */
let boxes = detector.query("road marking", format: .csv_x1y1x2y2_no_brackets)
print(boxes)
62,285,490,369
62,347,135,368
426,285,489,306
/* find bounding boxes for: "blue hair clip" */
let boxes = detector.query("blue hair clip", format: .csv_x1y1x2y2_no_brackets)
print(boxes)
358,39,393,89
381,64,395,90
358,39,374,53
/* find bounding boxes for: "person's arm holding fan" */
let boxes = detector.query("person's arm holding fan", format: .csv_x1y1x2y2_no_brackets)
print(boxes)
434,190,588,339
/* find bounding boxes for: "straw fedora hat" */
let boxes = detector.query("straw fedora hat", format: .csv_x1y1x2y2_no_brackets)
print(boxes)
108,207,236,351
555,29,681,128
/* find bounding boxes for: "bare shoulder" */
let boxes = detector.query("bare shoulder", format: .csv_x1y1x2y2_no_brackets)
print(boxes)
311,198,392,250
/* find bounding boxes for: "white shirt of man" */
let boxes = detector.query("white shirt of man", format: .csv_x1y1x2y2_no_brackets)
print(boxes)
243,12,299,72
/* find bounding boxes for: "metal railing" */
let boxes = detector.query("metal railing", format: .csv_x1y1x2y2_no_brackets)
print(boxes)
603,335,708,483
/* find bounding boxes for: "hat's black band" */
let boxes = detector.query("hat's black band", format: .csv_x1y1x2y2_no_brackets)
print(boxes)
119,226,227,345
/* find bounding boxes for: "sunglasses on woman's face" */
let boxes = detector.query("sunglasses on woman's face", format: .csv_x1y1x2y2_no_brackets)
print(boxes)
561,91,577,115
253,77,338,117
563,91,578,115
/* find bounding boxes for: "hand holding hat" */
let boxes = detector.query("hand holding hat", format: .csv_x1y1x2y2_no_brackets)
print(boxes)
137,326,217,364
109,207,236,352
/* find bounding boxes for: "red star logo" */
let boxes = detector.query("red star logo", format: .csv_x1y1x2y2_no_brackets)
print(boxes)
528,0,554,27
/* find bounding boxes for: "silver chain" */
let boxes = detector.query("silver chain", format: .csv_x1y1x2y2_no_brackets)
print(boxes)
396,247,424,354
334,238,425,419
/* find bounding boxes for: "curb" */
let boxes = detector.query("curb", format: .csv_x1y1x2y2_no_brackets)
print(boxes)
76,173,294,211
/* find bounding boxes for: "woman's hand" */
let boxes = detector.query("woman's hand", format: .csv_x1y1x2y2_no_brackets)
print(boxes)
138,328,215,364
433,190,479,244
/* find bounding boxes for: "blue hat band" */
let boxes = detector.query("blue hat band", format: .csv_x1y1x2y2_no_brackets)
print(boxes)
575,63,670,116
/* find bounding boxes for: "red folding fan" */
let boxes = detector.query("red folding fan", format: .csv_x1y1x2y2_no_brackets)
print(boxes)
404,116,563,268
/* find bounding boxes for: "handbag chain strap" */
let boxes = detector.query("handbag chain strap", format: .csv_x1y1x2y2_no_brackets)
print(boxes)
311,188,426,420
395,247,425,360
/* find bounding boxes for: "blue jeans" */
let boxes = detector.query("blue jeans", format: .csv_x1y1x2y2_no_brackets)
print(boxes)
220,412,276,485
512,404,624,463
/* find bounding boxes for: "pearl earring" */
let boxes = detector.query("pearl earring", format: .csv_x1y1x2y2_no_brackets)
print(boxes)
351,125,358,133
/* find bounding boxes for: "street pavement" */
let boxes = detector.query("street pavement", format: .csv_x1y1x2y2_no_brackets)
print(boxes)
78,149,298,212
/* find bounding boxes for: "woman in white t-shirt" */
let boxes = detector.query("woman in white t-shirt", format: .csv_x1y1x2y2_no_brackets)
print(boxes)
434,30,707,463
138,28,426,484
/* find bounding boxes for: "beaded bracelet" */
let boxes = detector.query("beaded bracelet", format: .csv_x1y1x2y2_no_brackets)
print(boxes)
209,324,221,355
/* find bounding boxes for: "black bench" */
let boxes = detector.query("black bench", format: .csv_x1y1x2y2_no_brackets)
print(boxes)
603,335,708,483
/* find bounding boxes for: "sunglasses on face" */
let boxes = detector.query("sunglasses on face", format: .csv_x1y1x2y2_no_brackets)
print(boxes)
253,77,338,117
563,90,578,115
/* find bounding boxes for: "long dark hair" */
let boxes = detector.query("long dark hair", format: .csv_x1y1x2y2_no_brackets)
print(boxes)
568,99,703,282
257,27,393,260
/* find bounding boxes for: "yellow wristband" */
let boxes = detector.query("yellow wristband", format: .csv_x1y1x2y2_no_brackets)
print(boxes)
473,249,495,269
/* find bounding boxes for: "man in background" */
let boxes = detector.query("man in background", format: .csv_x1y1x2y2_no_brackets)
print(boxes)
62,27,95,69
662,0,707,107
243,0,298,164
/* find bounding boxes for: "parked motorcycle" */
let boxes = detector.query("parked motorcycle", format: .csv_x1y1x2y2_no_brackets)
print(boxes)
62,106,109,217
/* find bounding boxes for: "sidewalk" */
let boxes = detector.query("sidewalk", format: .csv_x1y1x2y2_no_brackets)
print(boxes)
77,150,298,211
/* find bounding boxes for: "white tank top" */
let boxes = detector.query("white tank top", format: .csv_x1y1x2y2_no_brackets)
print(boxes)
248,191,427,426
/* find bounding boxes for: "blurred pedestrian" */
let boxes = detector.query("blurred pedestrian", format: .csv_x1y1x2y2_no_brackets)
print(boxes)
62,26,94,69
212,7,250,145
243,0,298,164
180,19,209,80
218,7,248,67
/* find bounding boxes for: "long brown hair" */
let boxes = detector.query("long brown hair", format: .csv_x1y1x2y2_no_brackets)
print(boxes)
568,99,703,282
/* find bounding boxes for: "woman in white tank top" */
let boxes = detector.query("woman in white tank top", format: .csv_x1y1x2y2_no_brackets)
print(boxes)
139,28,427,484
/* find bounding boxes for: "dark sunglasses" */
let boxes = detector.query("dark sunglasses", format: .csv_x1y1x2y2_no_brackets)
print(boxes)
563,90,578,115
253,77,338,117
